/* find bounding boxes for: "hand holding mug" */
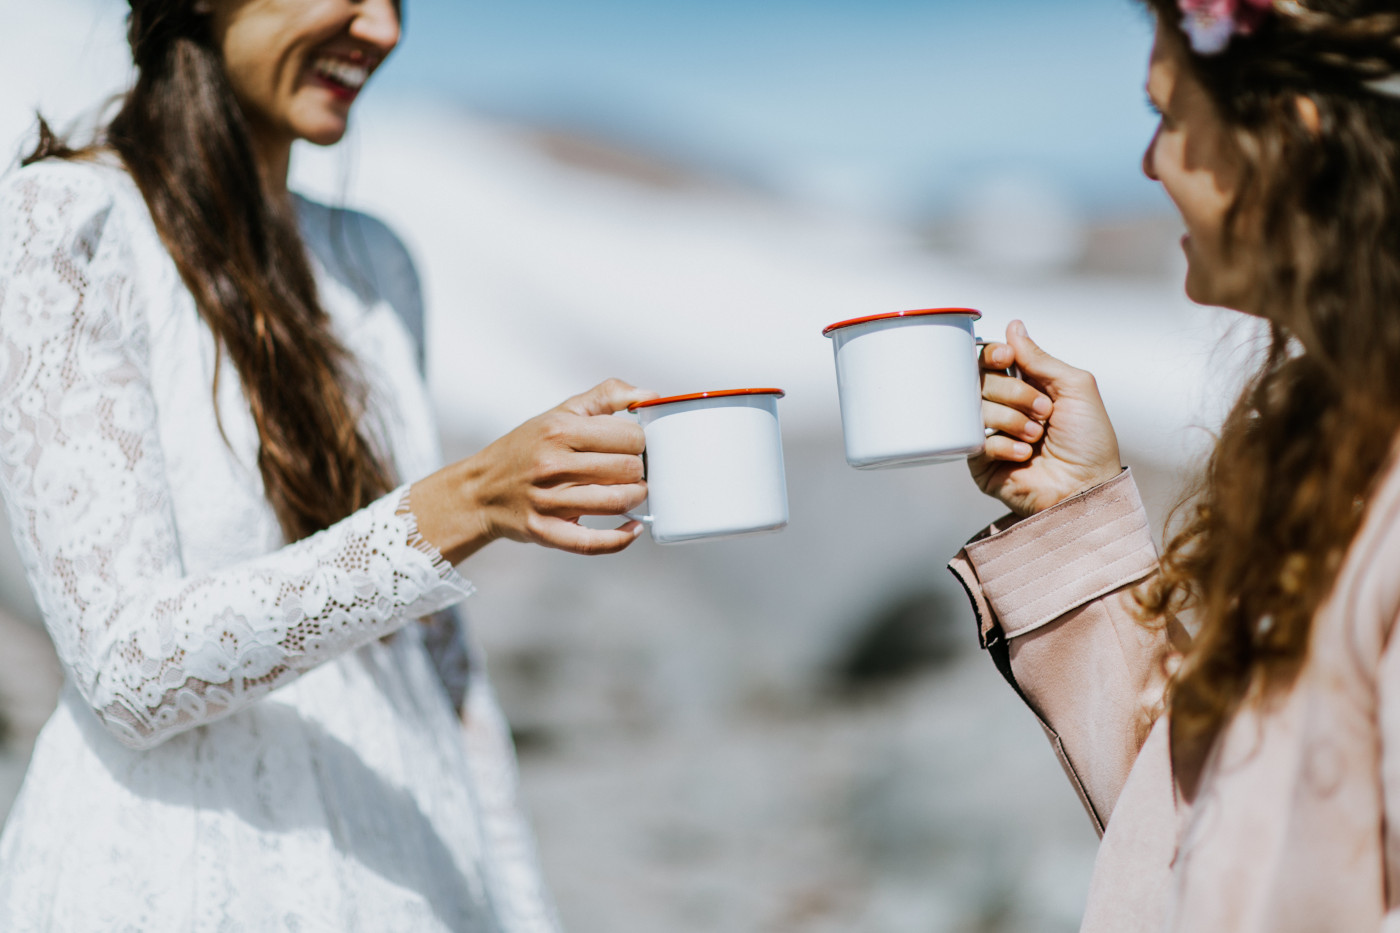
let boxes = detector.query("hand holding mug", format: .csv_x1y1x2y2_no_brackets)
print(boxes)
971,321,1123,517
412,379,658,562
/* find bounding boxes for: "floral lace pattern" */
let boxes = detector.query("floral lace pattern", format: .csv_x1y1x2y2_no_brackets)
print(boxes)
0,160,556,931
0,167,469,749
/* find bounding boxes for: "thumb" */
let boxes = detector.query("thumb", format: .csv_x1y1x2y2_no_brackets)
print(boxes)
561,378,660,416
1006,321,1080,396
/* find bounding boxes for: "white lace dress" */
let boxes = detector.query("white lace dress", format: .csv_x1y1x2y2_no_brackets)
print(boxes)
0,158,559,932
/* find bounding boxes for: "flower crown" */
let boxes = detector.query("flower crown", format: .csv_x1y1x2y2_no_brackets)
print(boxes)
1178,1,1400,98
1179,0,1276,55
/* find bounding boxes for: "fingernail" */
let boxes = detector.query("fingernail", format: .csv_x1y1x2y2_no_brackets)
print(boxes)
1013,442,1033,459
1033,397,1052,418
994,348,1012,367
1011,320,1027,338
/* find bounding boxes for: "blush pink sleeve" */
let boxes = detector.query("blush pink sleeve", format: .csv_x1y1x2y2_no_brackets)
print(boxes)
948,469,1179,833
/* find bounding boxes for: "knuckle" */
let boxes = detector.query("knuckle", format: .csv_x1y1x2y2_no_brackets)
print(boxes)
523,512,548,540
542,449,580,478
593,488,625,514
533,495,565,518
540,412,573,441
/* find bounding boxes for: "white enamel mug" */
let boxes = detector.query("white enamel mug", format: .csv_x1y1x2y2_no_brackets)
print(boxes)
625,389,789,545
824,308,987,470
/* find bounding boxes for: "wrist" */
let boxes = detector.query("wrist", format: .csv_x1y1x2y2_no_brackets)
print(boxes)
1067,465,1126,503
411,458,497,566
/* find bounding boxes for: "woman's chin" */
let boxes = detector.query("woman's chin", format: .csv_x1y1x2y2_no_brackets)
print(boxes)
1182,269,1212,306
1183,274,1252,313
301,130,349,148
295,117,351,148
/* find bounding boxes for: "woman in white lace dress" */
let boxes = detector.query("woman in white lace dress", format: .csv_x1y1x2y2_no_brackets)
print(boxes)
0,1,655,930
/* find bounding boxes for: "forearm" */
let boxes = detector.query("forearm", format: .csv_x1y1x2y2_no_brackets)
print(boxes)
949,469,1173,831
68,486,473,749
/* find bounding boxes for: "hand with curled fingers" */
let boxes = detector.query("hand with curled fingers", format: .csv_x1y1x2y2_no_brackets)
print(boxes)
411,379,660,563
971,321,1123,518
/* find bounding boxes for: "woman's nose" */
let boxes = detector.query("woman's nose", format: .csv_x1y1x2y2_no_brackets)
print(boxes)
351,0,401,54
1142,127,1162,182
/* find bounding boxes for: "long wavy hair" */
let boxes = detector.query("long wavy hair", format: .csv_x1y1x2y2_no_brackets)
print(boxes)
25,0,397,543
1133,0,1400,790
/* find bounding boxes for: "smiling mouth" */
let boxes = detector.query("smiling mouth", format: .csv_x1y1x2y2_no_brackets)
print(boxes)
311,56,374,97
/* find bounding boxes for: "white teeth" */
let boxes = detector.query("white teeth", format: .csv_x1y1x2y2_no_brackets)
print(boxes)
313,57,370,91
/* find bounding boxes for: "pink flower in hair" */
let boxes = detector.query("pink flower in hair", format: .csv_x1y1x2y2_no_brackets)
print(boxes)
1179,0,1274,55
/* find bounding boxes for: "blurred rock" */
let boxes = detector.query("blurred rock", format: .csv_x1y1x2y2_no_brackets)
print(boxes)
523,127,733,195
825,586,968,696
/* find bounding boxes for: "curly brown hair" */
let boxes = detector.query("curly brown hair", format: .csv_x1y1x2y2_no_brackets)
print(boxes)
1133,0,1400,792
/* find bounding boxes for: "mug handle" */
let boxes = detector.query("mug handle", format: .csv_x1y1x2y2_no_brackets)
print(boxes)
615,410,654,526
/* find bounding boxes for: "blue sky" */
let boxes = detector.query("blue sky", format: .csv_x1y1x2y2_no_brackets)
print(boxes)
376,0,1167,219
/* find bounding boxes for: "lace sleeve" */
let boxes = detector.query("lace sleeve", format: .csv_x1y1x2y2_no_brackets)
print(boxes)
0,164,474,751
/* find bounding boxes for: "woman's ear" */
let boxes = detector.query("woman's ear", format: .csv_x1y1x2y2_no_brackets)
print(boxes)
1296,95,1321,136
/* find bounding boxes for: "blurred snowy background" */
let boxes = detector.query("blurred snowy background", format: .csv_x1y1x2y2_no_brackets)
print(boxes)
0,1,1260,930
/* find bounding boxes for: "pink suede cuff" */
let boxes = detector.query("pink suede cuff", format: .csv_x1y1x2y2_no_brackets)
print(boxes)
953,469,1158,642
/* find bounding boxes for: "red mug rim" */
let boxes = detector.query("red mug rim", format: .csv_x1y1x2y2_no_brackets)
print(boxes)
627,388,786,411
822,307,982,337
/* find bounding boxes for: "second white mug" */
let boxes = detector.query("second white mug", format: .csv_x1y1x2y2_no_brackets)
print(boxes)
823,308,987,470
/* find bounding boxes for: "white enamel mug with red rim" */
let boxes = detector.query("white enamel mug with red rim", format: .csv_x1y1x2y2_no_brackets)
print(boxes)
625,388,789,545
823,308,986,469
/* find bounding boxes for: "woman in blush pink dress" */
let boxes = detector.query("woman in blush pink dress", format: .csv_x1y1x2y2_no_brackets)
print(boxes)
952,1,1400,929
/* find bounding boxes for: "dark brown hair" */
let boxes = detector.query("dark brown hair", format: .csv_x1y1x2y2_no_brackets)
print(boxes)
1134,0,1400,789
26,0,396,542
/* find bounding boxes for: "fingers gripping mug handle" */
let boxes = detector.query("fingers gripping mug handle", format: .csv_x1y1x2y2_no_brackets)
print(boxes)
616,410,654,525
975,336,1022,380
975,335,1025,441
